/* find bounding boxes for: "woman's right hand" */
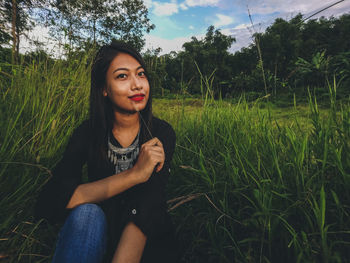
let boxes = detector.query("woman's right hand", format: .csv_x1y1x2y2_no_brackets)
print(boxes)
132,137,165,183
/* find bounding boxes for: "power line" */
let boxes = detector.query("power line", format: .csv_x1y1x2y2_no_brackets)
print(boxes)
302,0,345,22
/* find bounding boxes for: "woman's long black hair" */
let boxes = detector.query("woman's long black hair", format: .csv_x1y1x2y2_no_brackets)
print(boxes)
89,40,153,163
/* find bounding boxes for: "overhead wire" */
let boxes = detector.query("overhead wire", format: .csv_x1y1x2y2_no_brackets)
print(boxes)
302,0,345,22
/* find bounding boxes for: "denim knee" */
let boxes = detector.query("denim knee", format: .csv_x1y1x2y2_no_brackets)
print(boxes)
68,203,106,231
52,203,107,263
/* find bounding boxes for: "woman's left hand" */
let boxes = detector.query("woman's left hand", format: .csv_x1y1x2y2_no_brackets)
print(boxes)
131,137,165,183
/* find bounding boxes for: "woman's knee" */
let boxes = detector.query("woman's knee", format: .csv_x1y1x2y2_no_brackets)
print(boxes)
53,204,107,263
66,203,107,232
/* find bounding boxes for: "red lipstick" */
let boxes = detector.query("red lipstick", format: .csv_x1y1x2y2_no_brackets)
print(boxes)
129,94,145,102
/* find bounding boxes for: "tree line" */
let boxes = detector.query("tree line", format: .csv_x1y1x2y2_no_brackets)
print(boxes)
1,1,349,99
145,14,350,98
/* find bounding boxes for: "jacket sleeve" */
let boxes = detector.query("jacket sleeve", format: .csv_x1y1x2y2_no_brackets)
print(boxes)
127,120,176,238
34,121,88,224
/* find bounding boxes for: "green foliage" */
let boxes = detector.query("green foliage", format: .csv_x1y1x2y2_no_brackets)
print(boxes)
159,26,235,96
249,13,350,96
39,0,154,52
1,53,350,262
295,51,330,87
157,14,350,98
0,19,11,46
143,47,167,95
0,46,12,63
0,53,92,262
161,84,350,262
330,51,350,94
0,0,45,63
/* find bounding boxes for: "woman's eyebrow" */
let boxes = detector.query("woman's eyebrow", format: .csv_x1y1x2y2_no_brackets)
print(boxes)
113,66,143,74
113,67,129,74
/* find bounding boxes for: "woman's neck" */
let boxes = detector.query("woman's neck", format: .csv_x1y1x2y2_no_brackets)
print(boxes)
112,111,140,148
113,111,140,132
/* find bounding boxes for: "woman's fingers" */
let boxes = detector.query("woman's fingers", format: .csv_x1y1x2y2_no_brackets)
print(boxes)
142,138,165,159
147,148,165,171
142,137,163,147
146,144,161,151
155,161,164,172
137,137,165,176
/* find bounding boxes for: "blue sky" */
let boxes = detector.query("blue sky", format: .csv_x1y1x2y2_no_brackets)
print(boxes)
143,0,350,54
21,0,350,55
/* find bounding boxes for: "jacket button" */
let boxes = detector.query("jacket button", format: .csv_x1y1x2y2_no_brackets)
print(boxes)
132,209,137,215
168,168,171,172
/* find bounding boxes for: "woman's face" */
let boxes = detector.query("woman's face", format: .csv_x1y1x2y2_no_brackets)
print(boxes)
104,52,150,113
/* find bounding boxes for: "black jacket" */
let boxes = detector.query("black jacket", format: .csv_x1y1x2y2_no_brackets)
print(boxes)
35,116,177,262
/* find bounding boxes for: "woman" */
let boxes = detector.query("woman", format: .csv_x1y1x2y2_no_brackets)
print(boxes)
35,41,178,263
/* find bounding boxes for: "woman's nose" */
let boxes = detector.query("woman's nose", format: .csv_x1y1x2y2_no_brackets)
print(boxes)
131,75,142,90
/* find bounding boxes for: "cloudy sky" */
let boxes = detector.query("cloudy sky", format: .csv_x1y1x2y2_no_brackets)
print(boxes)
143,0,350,54
21,0,350,55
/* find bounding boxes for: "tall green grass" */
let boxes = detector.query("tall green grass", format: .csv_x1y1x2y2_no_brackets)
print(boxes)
1,55,350,262
0,56,91,262
164,86,350,262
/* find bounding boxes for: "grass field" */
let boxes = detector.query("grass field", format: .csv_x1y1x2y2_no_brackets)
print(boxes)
1,57,350,262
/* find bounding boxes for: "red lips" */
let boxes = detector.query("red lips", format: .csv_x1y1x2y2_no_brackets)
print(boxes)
129,94,145,101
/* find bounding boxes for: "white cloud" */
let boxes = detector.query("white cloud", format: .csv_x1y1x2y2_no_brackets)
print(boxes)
229,0,350,52
144,20,257,55
233,23,251,30
20,0,350,58
209,26,253,53
144,0,153,9
246,0,350,15
302,0,350,19
213,14,234,27
179,2,188,10
144,34,191,54
144,32,208,54
223,17,277,53
220,28,234,35
184,0,220,7
226,0,350,53
153,1,179,16
229,30,253,53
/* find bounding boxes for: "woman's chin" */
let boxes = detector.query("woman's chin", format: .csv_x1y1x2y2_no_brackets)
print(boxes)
132,103,146,112
113,103,146,114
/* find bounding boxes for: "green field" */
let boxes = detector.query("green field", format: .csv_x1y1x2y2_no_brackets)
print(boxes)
1,58,350,262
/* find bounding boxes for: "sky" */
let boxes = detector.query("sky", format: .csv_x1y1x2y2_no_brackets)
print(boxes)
142,0,350,54
21,0,350,55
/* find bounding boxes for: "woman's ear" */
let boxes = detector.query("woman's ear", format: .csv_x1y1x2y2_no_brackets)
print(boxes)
103,87,108,97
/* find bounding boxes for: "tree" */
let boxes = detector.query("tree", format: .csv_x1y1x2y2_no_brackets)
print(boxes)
100,0,155,50
258,15,303,80
228,14,350,95
0,0,45,63
40,0,86,54
143,47,167,95
41,0,154,53
179,26,235,95
0,1,11,46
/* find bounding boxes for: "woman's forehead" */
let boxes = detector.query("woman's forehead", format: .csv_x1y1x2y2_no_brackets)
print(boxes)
109,52,142,70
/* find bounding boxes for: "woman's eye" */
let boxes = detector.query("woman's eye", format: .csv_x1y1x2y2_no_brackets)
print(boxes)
116,73,127,79
138,71,146,77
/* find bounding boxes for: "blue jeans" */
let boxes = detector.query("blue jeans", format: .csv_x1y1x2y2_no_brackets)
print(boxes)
51,204,107,263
